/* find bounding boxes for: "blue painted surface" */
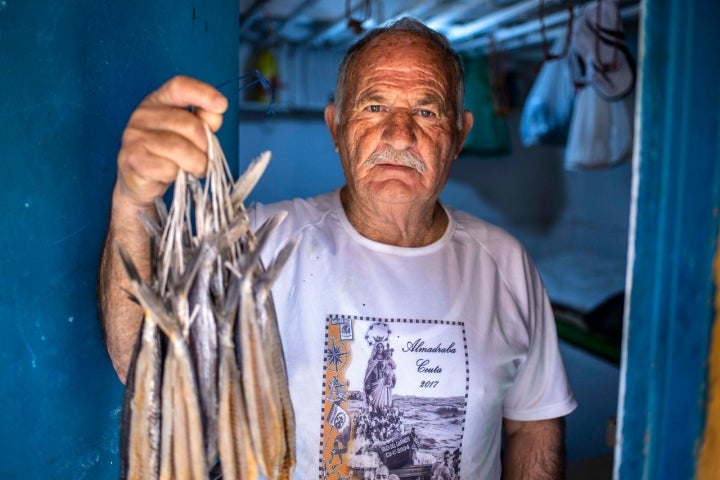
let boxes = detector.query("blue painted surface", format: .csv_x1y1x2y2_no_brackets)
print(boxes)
0,1,238,478
616,0,720,478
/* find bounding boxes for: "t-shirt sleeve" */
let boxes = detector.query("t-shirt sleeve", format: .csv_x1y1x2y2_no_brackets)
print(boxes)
502,251,577,421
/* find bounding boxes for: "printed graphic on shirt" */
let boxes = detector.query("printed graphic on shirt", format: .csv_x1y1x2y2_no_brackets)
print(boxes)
320,315,468,480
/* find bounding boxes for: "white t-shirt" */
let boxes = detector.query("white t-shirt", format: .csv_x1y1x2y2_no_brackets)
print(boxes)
251,190,576,479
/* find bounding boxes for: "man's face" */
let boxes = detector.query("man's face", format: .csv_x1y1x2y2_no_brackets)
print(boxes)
376,466,389,480
326,32,472,208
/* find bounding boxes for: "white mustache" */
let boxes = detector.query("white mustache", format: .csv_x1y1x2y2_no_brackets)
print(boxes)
363,149,427,174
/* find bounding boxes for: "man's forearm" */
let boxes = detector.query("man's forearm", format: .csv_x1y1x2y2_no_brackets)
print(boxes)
502,417,566,480
98,185,157,383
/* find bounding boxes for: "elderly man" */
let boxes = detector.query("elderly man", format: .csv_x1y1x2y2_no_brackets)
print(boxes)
99,18,575,479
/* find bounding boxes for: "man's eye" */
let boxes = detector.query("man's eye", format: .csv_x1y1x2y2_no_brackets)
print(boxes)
367,105,383,113
417,109,435,118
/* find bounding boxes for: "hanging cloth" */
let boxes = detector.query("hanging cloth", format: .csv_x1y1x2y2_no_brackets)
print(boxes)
563,0,635,170
572,0,636,101
461,54,512,156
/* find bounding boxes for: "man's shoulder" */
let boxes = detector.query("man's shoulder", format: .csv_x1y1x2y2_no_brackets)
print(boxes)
449,207,525,253
446,206,541,283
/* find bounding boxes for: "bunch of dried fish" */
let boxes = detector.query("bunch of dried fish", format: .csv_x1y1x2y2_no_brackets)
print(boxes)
117,126,297,480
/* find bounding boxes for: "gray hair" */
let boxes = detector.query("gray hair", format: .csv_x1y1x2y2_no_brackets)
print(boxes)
333,17,465,128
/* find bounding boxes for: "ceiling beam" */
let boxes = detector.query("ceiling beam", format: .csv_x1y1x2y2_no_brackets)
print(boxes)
445,0,563,43
454,3,640,53
307,0,439,48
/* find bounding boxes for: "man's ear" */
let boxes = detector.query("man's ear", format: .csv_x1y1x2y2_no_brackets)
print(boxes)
456,109,474,156
324,103,339,152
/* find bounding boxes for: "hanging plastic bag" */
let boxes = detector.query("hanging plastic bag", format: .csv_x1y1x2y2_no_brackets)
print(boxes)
461,55,512,156
564,84,633,170
519,53,575,146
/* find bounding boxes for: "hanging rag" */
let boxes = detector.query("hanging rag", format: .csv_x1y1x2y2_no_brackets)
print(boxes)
572,0,635,101
461,54,512,156
564,0,635,170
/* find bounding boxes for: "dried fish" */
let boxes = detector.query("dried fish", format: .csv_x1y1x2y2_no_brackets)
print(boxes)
216,274,258,479
239,220,299,479
119,241,211,480
118,283,162,480
117,126,296,480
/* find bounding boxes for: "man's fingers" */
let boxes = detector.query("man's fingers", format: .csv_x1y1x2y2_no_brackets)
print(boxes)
127,103,210,155
146,75,228,114
122,127,209,177
118,128,209,204
115,75,228,206
141,128,209,178
148,75,227,131
195,109,225,133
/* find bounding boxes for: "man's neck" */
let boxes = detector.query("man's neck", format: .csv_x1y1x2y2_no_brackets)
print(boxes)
340,187,448,247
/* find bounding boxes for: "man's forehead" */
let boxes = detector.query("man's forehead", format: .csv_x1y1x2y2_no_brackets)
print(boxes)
348,35,451,93
362,31,442,58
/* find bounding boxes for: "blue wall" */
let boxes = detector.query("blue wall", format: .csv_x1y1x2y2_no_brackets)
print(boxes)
0,1,238,477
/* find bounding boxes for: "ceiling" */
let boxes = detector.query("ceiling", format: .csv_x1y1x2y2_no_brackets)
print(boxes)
239,0,641,55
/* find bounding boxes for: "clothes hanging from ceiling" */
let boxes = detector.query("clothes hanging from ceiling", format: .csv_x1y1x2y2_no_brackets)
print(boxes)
564,0,636,170
461,54,512,157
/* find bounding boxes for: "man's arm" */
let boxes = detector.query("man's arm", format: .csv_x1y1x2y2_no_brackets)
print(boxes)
502,417,566,480
97,75,228,382
98,187,156,382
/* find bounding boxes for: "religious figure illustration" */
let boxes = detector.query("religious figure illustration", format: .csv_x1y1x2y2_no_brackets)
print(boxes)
364,342,397,411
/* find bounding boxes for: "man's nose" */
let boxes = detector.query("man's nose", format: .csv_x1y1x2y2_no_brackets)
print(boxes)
382,110,416,150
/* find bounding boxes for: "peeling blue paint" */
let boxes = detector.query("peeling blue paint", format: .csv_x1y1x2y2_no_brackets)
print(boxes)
0,1,238,477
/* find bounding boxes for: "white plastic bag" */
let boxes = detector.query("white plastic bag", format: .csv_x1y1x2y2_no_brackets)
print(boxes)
564,85,633,170
519,54,575,146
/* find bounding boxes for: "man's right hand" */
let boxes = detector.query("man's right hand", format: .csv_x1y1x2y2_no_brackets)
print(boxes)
100,75,228,382
116,75,229,206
